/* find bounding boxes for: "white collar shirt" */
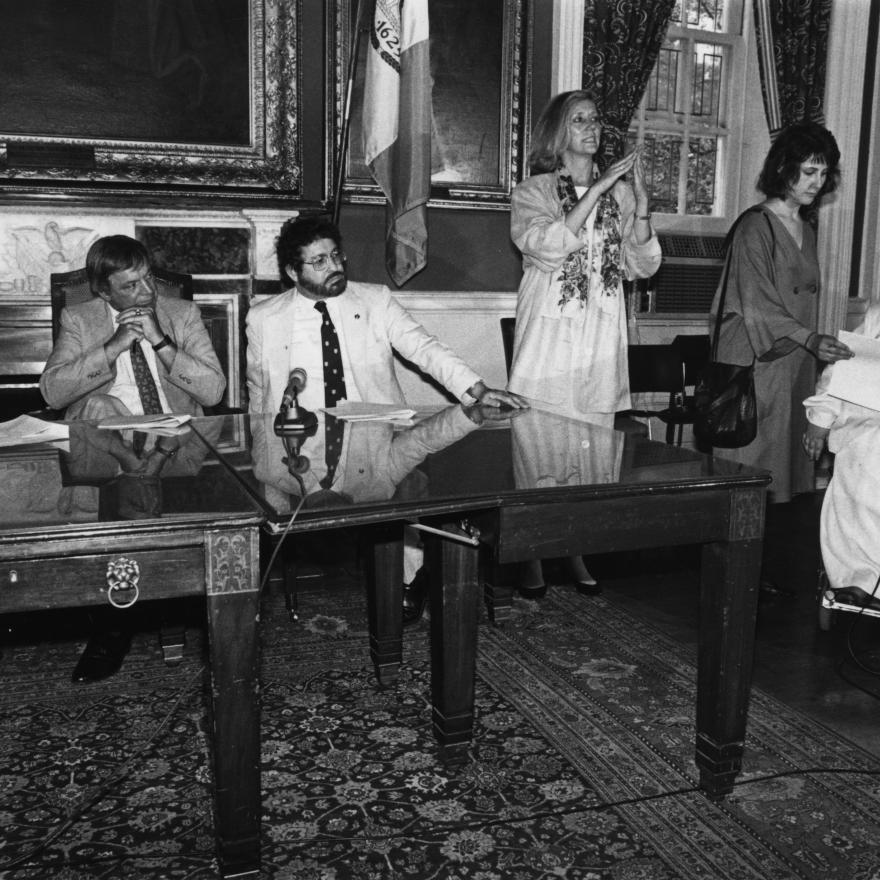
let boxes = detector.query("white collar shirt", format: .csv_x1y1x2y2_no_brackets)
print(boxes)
289,293,360,415
105,302,170,414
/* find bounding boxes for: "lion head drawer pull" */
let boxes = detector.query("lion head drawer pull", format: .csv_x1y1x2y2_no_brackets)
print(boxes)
105,557,140,608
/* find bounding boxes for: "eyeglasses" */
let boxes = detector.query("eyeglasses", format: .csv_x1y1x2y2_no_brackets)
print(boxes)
568,115,602,131
299,250,347,272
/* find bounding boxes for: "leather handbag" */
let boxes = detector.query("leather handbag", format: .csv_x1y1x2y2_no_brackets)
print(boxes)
693,212,772,449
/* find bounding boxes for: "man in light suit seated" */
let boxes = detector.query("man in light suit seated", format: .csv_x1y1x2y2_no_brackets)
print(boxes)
41,235,225,421
39,234,226,681
246,215,528,624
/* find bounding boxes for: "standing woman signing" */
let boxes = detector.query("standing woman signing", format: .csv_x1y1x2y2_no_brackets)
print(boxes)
711,122,852,506
508,90,661,421
507,90,661,597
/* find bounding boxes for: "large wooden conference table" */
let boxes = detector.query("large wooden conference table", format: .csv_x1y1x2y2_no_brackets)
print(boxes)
205,402,770,802
1,405,768,878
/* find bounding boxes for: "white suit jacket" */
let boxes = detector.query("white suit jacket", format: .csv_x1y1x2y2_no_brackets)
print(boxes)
245,281,481,414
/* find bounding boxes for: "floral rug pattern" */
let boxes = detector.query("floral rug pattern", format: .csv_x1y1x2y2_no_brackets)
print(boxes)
1,572,879,879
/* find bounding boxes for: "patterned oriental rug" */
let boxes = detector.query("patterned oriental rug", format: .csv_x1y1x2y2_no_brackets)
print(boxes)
1,570,879,880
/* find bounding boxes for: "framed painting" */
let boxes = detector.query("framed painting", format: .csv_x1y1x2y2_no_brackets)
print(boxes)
0,0,300,197
194,291,247,411
326,0,532,210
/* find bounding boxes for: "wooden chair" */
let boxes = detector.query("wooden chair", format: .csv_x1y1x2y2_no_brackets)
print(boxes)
500,316,516,375
50,266,195,665
618,344,690,445
50,266,193,343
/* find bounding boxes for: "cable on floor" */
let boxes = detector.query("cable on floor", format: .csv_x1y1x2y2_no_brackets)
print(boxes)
0,663,206,871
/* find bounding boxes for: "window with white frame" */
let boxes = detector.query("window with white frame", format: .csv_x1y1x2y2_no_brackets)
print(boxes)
627,0,746,219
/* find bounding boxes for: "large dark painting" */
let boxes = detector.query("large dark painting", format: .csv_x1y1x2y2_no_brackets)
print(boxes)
0,0,300,195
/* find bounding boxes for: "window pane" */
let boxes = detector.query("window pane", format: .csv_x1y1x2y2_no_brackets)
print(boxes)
671,0,725,32
686,137,718,214
692,42,723,121
645,41,681,114
639,133,683,214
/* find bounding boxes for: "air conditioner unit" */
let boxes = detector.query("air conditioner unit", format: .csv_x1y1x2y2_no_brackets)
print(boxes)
646,235,727,313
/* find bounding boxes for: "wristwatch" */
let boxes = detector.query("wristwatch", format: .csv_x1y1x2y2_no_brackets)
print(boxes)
152,334,173,351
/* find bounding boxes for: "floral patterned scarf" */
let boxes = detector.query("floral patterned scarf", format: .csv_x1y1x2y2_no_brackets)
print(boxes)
556,171,623,311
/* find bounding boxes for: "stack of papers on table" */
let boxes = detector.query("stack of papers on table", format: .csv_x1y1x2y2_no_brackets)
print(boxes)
827,331,880,412
96,413,192,436
322,402,417,422
0,415,70,448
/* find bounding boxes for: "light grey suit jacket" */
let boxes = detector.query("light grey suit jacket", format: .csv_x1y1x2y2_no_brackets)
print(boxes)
40,295,226,418
245,281,481,415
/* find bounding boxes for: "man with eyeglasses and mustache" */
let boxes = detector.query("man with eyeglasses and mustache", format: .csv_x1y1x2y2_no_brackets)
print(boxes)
246,215,527,624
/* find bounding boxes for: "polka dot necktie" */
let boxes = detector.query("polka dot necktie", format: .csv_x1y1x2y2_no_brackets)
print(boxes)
314,301,346,489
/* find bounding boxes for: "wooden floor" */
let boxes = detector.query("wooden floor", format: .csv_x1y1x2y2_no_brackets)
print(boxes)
592,491,880,758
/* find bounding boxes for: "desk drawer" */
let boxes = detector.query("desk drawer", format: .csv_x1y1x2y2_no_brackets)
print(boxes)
0,546,205,613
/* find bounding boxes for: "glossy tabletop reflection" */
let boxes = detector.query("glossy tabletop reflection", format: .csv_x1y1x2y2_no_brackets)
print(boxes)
0,416,260,533
194,404,769,532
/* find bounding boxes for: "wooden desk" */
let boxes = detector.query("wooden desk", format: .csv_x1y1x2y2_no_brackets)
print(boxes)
0,423,264,878
207,405,770,800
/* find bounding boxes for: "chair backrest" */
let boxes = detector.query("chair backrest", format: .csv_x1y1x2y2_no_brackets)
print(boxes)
627,344,685,395
500,316,516,377
671,334,710,387
49,267,193,343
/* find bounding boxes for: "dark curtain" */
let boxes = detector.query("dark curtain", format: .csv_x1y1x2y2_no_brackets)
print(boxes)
581,0,676,167
753,0,832,135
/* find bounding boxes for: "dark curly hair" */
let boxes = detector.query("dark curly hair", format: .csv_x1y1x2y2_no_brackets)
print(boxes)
276,215,342,285
757,122,841,205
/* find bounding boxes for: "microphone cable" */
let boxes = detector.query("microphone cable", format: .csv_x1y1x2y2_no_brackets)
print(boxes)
0,662,207,872
258,488,307,594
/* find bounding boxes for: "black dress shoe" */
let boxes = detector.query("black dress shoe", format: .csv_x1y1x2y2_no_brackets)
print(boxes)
402,569,428,627
518,584,548,600
575,580,602,597
72,630,132,682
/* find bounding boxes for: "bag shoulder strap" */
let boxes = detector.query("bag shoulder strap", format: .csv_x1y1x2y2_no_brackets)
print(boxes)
710,207,776,360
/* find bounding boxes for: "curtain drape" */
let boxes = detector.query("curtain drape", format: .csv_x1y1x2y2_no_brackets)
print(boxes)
753,0,832,135
581,0,676,167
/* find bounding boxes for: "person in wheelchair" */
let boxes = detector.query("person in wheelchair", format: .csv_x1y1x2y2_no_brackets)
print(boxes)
802,303,880,611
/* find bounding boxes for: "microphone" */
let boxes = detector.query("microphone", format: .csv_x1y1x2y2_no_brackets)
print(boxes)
280,367,308,411
274,367,318,436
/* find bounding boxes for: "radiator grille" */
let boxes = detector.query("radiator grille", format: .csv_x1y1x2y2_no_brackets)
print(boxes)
650,235,726,313
657,234,726,260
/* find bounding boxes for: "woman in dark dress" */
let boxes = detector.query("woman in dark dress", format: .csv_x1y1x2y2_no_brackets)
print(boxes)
712,122,852,505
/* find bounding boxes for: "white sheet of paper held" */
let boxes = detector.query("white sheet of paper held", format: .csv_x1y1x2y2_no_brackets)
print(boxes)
826,330,880,412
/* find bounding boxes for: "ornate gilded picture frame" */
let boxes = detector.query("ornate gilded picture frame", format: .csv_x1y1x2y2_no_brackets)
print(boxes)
0,0,300,198
326,0,531,210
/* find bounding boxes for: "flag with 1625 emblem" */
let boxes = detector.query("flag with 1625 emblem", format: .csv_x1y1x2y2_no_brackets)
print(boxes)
362,0,431,286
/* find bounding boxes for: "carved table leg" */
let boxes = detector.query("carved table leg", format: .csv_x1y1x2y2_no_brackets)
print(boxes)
426,524,481,766
205,527,262,879
364,521,405,686
696,487,764,798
